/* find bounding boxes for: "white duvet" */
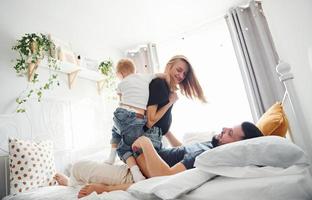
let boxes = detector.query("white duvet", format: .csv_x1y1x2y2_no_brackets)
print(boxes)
5,137,312,200
80,136,312,200
80,165,312,200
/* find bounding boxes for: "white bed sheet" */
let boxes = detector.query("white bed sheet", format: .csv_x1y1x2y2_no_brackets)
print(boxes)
125,166,312,200
4,167,311,200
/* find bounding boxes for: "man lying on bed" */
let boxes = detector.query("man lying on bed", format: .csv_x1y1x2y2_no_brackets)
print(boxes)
55,121,263,198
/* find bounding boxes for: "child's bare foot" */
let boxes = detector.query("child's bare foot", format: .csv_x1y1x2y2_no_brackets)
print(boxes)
54,173,69,186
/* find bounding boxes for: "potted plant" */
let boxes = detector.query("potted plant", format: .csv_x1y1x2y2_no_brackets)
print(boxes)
98,60,113,76
12,33,60,113
98,59,116,88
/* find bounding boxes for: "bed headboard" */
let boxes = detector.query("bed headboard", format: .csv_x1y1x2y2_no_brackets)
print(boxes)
0,98,112,199
276,61,312,167
0,113,28,197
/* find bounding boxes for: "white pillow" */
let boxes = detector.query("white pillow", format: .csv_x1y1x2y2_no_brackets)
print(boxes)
195,136,309,170
9,138,57,195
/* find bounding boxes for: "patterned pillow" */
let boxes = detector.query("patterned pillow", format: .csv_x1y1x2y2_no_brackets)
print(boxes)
8,138,57,195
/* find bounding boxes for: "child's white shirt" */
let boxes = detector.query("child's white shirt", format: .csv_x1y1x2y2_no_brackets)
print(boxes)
117,73,156,109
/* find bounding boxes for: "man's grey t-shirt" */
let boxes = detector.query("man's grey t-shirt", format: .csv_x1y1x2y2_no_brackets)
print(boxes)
157,141,213,169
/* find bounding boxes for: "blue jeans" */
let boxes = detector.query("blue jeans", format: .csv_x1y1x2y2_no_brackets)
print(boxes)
132,126,163,158
111,108,162,162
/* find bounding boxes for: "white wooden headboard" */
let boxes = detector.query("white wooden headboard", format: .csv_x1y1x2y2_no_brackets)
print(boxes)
0,97,113,198
276,61,312,168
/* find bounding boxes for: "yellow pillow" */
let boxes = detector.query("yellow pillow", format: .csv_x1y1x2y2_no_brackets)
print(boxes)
256,102,288,137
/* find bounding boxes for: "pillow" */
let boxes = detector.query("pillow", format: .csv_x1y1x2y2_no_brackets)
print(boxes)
195,136,309,170
9,138,57,195
256,102,289,137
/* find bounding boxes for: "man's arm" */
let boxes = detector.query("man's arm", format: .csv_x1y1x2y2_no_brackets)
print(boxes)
134,136,186,177
78,183,132,198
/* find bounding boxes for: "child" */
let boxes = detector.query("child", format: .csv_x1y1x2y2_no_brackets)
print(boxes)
105,58,160,182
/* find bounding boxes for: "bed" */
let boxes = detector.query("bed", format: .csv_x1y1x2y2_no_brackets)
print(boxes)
3,172,312,200
2,63,312,200
3,142,312,200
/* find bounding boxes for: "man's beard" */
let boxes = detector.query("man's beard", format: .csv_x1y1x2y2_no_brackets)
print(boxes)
211,135,220,147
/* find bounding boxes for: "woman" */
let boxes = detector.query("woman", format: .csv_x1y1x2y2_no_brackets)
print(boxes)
145,55,206,147
55,55,206,198
134,55,206,177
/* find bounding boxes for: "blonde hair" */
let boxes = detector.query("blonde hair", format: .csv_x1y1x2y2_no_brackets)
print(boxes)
116,58,135,75
165,55,207,103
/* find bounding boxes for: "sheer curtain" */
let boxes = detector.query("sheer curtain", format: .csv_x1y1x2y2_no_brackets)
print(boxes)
225,0,284,121
157,19,253,140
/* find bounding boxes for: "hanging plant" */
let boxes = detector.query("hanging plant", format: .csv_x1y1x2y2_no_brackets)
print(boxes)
98,60,113,76
98,59,116,89
12,33,60,113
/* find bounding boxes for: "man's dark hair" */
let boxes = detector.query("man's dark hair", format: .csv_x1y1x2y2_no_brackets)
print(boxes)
241,121,263,139
211,122,263,147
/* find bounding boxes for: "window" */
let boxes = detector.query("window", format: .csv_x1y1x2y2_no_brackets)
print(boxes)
157,19,253,141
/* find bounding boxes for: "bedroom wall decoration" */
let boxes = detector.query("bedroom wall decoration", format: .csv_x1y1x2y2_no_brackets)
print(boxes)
97,59,116,93
12,33,60,113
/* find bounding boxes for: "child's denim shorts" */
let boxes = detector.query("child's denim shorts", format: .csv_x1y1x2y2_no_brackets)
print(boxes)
111,108,162,162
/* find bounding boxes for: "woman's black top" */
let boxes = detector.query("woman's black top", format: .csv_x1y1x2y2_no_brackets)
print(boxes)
146,78,172,135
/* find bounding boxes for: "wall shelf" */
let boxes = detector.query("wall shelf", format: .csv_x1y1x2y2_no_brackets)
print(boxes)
78,68,106,94
37,58,107,93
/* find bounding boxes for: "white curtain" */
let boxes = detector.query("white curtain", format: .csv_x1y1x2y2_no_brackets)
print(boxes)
225,0,284,121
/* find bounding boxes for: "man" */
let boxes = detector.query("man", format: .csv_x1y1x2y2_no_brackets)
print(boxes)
132,121,263,177
55,121,263,198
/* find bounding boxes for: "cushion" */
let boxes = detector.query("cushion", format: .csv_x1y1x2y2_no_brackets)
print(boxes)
194,136,309,171
9,138,57,195
256,102,288,137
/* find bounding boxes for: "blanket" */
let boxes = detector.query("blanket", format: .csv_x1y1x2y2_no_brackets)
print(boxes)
80,165,311,200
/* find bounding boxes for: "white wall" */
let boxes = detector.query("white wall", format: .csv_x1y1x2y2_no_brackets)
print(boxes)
0,0,123,149
262,0,312,139
0,2,123,197
0,0,123,113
